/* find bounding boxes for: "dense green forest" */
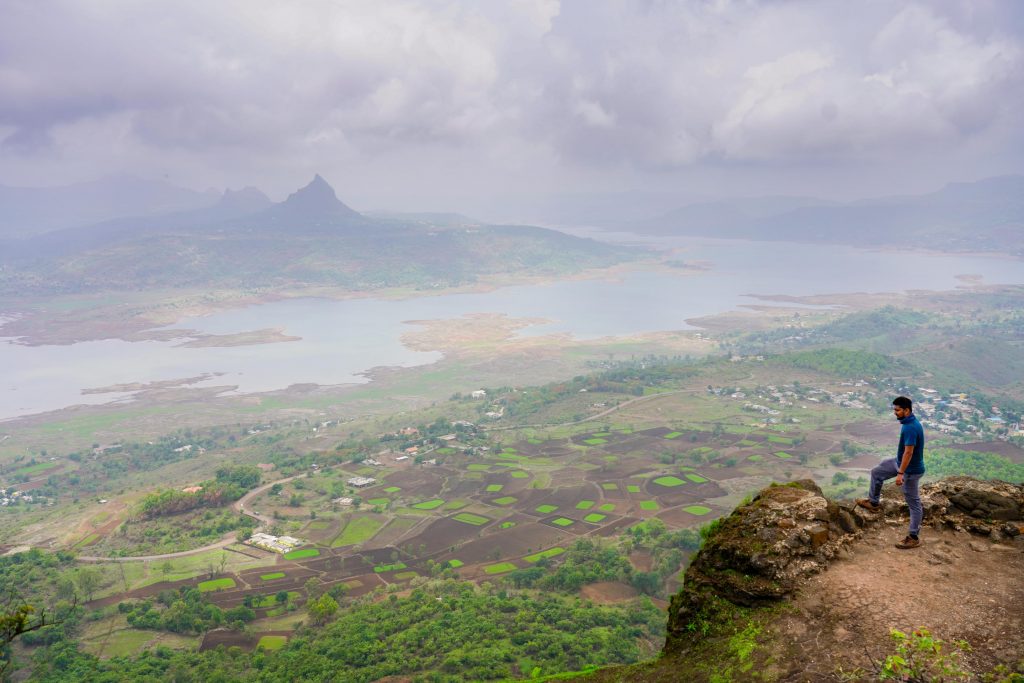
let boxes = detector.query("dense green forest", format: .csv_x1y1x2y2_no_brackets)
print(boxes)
25,582,664,682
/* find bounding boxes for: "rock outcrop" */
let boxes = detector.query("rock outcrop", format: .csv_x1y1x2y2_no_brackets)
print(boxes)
665,477,1024,656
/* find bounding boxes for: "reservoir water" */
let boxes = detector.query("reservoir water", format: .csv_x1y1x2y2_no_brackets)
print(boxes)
3,238,1024,420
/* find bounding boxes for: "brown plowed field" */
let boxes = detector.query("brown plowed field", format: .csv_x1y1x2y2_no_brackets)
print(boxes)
959,440,1024,463
581,581,639,604
455,522,566,563
403,516,490,551
657,507,717,527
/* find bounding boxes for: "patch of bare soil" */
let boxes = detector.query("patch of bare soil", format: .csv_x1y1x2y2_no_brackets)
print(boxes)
775,526,1024,680
581,581,639,604
959,441,1024,464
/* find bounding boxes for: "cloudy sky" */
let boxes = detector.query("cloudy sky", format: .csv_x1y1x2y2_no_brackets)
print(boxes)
1,0,1022,212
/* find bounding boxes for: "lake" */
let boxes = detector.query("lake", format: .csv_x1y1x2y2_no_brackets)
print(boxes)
3,237,1023,420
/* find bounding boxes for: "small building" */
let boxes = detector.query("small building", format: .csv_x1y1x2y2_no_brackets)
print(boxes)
333,497,354,506
347,476,377,487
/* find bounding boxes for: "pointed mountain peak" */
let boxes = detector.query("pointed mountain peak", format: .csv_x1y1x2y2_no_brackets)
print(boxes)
278,174,360,219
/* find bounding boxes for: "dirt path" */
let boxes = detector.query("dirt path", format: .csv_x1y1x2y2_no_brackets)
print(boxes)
774,525,1024,680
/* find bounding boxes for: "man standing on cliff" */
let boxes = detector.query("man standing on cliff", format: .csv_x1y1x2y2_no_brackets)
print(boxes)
856,396,925,549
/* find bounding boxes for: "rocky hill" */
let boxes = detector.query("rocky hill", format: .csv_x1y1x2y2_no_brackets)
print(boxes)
569,477,1024,682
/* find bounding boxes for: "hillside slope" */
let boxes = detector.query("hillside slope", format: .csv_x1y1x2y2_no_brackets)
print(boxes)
567,477,1024,682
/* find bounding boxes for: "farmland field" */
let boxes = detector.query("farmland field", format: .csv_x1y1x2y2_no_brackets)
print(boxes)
283,548,320,560
197,578,236,593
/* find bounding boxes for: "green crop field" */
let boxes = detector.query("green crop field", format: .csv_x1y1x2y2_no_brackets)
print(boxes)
768,435,794,444
551,517,574,527
367,498,390,506
583,438,607,445
443,500,469,510
626,485,641,493
435,447,455,454
575,500,594,510
598,503,616,512
500,521,516,529
383,486,401,493
306,521,330,530
774,451,793,459
601,483,618,490
260,572,285,581
453,512,489,526
738,439,758,446
374,562,407,573
485,484,504,492
394,571,418,580
683,505,712,515
332,516,385,547
510,471,529,479
639,501,659,511
468,464,491,472
13,461,59,476
493,496,517,505
484,562,517,574
535,504,558,514
653,476,686,487
412,499,445,510
197,577,236,593
748,455,764,462
684,473,708,483
583,513,606,523
524,547,565,563
283,548,320,560
447,559,464,568
257,635,288,651
664,431,683,439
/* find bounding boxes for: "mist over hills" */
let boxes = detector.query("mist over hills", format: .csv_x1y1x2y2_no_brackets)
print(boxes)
632,175,1024,253
0,175,636,295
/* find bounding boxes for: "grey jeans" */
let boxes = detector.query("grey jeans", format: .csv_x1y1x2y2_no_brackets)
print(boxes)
869,458,923,537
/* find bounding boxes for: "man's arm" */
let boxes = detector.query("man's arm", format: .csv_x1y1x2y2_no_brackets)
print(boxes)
895,445,913,483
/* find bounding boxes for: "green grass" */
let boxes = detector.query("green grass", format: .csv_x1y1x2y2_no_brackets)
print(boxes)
638,501,659,511
13,460,59,476
598,503,616,512
773,451,793,459
583,514,606,523
683,505,712,515
468,464,491,472
367,497,390,506
583,438,607,445
484,562,517,575
747,455,764,462
535,504,558,514
768,435,794,445
664,431,683,439
73,533,100,549
527,438,543,445
306,521,330,530
524,547,565,563
653,476,686,487
383,486,401,493
253,592,300,608
283,547,320,560
601,483,618,490
443,499,469,510
738,439,758,446
485,484,504,492
435,447,455,455
574,500,595,510
394,571,418,580
332,516,385,547
257,635,288,651
447,559,464,568
500,521,516,529
374,562,408,573
510,471,529,479
197,577,236,593
412,498,445,510
684,473,708,483
260,572,286,581
86,629,154,657
551,517,575,527
493,496,517,505
453,512,489,526
626,485,641,493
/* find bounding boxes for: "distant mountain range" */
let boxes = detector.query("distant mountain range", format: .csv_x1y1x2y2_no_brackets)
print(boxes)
631,175,1024,254
0,176,638,295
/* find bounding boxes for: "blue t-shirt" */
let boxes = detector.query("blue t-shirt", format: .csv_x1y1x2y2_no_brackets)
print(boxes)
897,414,925,475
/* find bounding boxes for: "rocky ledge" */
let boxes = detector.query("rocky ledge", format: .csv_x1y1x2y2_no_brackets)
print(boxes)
665,476,1024,654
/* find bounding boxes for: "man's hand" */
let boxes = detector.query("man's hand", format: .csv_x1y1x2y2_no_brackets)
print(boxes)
895,472,904,486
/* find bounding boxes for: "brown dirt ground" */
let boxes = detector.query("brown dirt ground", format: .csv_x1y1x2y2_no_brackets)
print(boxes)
958,440,1024,463
772,525,1024,681
581,581,640,604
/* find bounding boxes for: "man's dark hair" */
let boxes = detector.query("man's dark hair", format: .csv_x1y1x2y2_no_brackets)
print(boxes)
892,396,913,411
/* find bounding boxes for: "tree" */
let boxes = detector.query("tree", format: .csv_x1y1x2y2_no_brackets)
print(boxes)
307,593,338,626
75,567,102,602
